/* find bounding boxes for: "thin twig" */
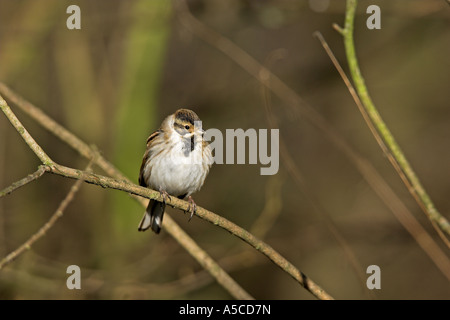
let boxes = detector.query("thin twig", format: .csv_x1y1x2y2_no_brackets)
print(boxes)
313,31,450,280
131,250,264,299
260,51,376,299
341,0,450,238
314,31,450,250
0,95,53,167
0,93,333,298
0,89,253,300
0,164,87,270
0,82,122,179
160,212,254,300
0,87,336,300
173,0,450,281
260,49,376,298
46,162,334,300
0,165,47,197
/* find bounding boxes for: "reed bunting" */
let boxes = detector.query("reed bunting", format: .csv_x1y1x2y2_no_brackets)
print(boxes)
138,108,213,234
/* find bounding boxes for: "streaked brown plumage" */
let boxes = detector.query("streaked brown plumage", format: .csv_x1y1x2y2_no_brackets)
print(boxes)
138,109,212,234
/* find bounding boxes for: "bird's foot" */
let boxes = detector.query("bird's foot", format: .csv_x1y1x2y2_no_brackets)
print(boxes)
159,188,171,203
186,196,197,221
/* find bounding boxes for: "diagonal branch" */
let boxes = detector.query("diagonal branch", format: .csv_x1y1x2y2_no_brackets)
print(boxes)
173,0,450,281
0,92,253,300
339,0,450,238
0,82,122,179
314,31,450,280
0,95,54,167
0,88,333,299
46,163,334,300
260,52,376,298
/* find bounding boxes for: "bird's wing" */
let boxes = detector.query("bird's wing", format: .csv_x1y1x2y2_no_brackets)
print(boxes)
138,129,162,187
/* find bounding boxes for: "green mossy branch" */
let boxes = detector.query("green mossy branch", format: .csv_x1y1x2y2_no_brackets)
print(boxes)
341,0,450,237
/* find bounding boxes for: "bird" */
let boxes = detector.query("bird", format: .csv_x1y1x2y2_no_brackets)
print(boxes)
138,108,213,234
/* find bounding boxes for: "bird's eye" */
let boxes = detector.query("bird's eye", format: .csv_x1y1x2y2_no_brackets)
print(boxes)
185,125,190,130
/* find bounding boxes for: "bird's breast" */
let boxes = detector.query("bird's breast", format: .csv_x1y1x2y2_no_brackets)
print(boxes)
144,137,210,197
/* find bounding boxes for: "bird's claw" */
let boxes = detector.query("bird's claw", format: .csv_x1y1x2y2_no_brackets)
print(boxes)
159,189,171,203
186,196,197,222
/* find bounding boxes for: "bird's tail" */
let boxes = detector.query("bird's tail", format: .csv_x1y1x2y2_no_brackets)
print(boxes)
138,199,165,234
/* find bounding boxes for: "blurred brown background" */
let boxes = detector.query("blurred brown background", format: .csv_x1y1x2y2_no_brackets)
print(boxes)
0,0,449,299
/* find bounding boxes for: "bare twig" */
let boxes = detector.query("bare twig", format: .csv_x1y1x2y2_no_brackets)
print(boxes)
0,166,47,197
315,31,450,251
0,165,87,270
0,88,334,300
314,31,450,280
0,95,53,167
130,250,264,299
173,0,450,281
0,82,122,179
46,162,333,300
0,90,253,300
260,51,376,299
159,212,254,300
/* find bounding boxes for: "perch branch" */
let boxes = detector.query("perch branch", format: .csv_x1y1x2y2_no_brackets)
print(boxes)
340,0,450,237
0,89,333,300
0,91,253,300
47,163,333,300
